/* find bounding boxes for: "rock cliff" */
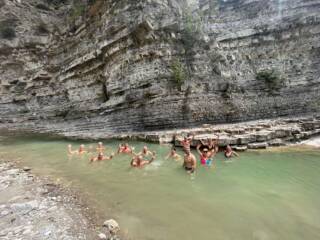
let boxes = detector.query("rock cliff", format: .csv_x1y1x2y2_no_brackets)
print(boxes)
0,0,319,136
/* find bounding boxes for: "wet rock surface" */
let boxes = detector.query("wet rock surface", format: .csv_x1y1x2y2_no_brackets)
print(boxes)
0,161,120,240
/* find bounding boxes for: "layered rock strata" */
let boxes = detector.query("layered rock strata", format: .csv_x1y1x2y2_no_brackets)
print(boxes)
0,0,319,135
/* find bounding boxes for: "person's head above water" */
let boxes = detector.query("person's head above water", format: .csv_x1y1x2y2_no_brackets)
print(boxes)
98,142,103,146
143,146,148,152
226,145,232,152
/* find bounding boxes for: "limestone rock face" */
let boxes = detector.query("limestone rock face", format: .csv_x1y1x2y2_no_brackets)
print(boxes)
0,0,319,136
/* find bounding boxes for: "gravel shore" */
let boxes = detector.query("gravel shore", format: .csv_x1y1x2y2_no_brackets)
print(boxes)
0,160,100,240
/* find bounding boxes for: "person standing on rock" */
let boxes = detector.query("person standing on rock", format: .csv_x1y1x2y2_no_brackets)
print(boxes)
224,145,239,158
183,150,197,174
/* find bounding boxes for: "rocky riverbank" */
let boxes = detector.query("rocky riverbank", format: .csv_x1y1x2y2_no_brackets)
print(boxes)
0,160,121,240
1,116,320,151
114,115,320,151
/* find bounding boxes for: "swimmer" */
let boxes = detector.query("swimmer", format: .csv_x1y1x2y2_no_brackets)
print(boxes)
183,150,196,174
197,144,213,167
131,152,156,168
90,152,114,163
96,142,105,153
138,146,153,157
118,143,133,154
165,147,182,161
224,145,239,158
200,136,219,155
68,144,87,155
179,134,194,154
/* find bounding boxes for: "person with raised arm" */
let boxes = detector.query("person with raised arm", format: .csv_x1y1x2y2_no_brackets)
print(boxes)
131,151,156,168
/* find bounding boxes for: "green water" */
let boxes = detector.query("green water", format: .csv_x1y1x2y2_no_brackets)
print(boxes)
0,135,320,240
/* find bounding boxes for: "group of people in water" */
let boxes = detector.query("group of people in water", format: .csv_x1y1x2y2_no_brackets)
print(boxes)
67,134,239,174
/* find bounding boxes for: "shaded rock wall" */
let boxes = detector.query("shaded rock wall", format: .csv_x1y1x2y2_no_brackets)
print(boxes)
0,0,319,135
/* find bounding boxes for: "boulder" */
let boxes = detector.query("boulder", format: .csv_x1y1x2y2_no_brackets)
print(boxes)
103,219,120,234
248,142,268,149
268,139,286,146
233,145,248,151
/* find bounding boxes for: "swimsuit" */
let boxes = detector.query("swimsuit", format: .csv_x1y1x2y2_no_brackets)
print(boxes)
200,154,213,166
184,166,194,173
206,159,212,166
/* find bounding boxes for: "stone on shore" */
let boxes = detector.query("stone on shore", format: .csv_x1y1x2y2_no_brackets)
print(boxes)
103,219,120,234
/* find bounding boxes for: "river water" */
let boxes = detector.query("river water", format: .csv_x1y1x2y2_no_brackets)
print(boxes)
0,134,319,240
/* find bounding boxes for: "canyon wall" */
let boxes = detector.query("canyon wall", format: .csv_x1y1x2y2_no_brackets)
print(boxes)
0,0,319,136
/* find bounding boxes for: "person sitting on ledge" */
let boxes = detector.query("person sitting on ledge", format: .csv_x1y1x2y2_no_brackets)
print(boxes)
183,150,197,174
224,145,239,158
179,134,194,154
166,147,182,161
90,152,114,163
68,144,87,155
131,152,156,168
117,143,134,154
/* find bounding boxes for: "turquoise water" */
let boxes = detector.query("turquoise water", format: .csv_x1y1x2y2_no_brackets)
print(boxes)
0,135,320,240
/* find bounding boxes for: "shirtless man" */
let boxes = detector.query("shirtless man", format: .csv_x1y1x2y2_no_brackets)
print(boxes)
165,148,182,161
139,146,153,156
117,143,133,154
224,145,239,158
68,144,87,155
90,152,114,163
179,134,194,154
96,142,105,153
183,150,197,174
131,152,156,168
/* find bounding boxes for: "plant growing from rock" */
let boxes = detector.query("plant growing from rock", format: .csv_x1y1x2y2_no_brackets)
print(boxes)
0,19,17,40
256,69,284,91
36,22,50,35
0,26,16,40
181,8,203,53
170,59,187,90
70,0,86,21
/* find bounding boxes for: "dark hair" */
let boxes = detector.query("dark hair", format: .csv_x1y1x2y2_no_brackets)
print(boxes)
172,148,176,151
